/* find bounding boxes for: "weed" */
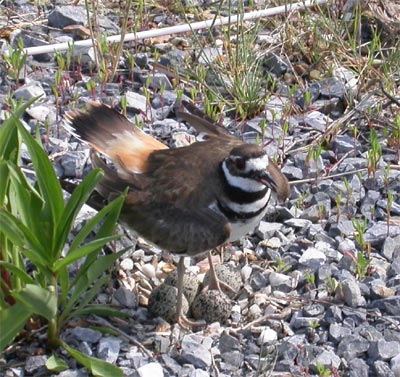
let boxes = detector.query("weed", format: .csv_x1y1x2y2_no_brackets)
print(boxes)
272,258,291,273
305,271,316,289
326,276,339,296
335,193,342,223
367,128,382,181
316,361,331,377
352,217,368,252
2,40,27,88
0,100,126,376
355,250,371,279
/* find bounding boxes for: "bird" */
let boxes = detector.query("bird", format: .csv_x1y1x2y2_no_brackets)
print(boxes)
64,100,290,326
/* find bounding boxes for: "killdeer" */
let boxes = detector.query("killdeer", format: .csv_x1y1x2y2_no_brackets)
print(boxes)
65,100,290,326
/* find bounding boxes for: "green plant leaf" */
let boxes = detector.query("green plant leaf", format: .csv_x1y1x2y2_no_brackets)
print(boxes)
76,193,126,274
74,275,110,311
54,169,104,260
46,354,69,372
0,97,41,163
7,161,44,233
69,193,125,253
0,161,10,207
61,341,123,377
16,119,65,257
58,266,70,305
0,302,32,351
88,326,120,337
61,249,126,322
0,262,35,285
0,120,18,161
72,305,130,318
53,235,120,272
11,284,57,321
95,192,126,239
0,209,47,263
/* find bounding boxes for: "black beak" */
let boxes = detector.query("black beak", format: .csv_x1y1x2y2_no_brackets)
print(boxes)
256,171,278,192
255,168,290,202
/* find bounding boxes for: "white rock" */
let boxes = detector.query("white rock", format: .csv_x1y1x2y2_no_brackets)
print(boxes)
241,265,252,281
26,105,51,122
299,247,326,265
391,353,400,377
263,236,281,248
253,293,268,306
137,362,164,377
248,304,262,318
141,263,156,279
258,327,278,345
120,258,133,271
269,271,290,287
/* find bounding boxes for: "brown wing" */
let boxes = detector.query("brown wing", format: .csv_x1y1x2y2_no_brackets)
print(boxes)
177,100,235,139
65,102,167,176
121,202,232,254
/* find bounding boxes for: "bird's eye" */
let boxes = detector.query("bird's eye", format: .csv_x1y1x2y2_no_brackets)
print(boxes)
235,158,246,170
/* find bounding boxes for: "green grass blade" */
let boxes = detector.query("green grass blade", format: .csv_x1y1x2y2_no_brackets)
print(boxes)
72,305,130,318
62,249,126,320
0,96,41,165
96,191,126,239
53,235,120,272
7,161,44,234
59,266,70,305
0,209,47,263
0,302,32,351
0,112,19,161
69,193,125,252
74,275,110,311
0,161,10,207
11,284,57,321
46,355,69,373
61,341,123,377
0,262,35,285
55,169,104,259
76,193,126,273
16,119,65,257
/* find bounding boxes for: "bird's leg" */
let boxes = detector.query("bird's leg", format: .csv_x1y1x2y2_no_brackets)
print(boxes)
207,250,221,291
205,249,237,296
217,245,224,264
176,257,206,328
176,256,185,323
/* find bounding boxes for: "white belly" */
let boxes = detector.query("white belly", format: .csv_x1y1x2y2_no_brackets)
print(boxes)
226,206,269,242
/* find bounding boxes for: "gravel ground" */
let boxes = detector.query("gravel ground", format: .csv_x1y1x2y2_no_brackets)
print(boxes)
1,1,400,376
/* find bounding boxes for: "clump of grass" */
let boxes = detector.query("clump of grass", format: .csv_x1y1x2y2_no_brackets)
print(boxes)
2,39,27,88
85,0,135,86
184,0,270,119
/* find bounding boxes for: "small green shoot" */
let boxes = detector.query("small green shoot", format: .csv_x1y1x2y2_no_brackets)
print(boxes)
3,40,27,88
316,361,331,377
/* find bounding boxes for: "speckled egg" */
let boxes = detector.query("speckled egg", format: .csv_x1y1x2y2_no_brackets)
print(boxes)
164,269,200,305
148,283,189,323
202,264,242,297
191,290,232,324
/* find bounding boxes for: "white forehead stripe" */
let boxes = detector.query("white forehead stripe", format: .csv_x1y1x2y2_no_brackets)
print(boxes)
245,154,269,172
222,161,266,192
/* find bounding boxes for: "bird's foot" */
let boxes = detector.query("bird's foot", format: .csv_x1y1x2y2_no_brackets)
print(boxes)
177,314,206,329
203,278,237,295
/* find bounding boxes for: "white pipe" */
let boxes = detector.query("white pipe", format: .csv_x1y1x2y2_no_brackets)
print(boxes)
7,0,328,57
